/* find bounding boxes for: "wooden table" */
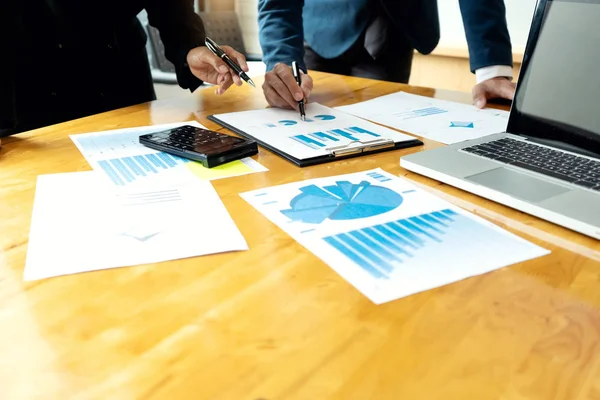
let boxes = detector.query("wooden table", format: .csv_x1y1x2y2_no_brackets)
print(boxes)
2,71,600,400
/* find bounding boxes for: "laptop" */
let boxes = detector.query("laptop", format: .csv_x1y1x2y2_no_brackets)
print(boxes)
400,0,600,240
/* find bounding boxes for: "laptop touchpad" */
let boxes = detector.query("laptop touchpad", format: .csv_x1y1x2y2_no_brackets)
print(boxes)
465,167,570,203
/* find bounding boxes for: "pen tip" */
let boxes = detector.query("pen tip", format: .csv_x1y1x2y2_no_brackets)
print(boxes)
301,115,305,121
248,79,256,88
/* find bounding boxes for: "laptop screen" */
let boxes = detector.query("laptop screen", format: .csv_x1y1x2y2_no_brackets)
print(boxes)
508,0,600,157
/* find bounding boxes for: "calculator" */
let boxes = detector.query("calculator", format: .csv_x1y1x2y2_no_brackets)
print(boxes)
139,125,258,168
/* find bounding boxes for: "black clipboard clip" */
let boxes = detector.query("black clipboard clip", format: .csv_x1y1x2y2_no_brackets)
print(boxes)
325,138,395,156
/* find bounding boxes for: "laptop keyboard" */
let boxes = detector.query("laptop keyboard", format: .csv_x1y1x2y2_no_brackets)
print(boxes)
462,137,600,191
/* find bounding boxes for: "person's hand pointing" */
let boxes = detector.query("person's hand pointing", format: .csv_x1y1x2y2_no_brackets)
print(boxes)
186,45,249,95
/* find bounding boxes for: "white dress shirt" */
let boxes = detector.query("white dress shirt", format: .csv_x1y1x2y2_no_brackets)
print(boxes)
475,65,514,83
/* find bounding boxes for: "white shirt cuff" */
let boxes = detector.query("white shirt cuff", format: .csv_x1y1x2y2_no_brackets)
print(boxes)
475,65,514,83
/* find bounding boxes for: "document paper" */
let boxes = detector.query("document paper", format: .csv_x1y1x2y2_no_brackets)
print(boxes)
70,121,267,188
241,168,549,304
336,92,509,144
211,103,417,160
24,172,248,280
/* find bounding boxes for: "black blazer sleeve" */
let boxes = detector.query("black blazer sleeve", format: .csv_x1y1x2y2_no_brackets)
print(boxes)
0,0,19,135
145,0,206,91
458,0,513,72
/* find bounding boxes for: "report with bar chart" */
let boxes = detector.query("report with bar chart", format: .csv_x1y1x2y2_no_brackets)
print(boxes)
209,103,420,164
70,121,267,188
336,91,509,145
241,169,550,304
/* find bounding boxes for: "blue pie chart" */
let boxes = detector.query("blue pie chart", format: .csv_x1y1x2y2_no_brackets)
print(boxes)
279,120,297,126
314,114,336,121
281,181,403,224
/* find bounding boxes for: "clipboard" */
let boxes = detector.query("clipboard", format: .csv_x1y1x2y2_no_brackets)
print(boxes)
208,114,423,167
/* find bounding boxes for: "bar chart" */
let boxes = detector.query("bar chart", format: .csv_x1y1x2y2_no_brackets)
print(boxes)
291,126,381,150
97,152,190,186
394,106,448,120
322,208,532,280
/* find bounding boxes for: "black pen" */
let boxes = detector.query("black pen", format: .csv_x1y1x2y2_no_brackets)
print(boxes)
205,37,255,88
292,61,306,121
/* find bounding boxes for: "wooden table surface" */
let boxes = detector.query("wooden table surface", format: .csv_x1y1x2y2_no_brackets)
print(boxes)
2,71,600,400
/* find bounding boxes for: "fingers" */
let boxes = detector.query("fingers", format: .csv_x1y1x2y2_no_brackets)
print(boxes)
262,63,305,109
215,73,234,95
263,84,293,109
222,45,249,72
300,71,313,100
187,46,248,90
221,46,246,86
275,63,304,102
231,73,243,87
263,73,297,109
497,80,516,100
472,84,488,109
188,47,229,75
472,78,516,109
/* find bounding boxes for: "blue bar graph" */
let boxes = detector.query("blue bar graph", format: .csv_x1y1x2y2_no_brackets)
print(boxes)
395,107,448,120
158,152,177,167
291,134,327,150
99,152,190,186
311,131,339,142
123,157,146,177
289,126,387,150
323,209,476,279
347,126,380,137
110,159,134,182
98,160,125,186
133,155,158,173
367,171,392,182
329,129,359,141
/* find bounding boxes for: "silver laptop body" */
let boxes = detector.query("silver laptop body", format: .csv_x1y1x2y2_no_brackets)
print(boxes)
401,0,600,240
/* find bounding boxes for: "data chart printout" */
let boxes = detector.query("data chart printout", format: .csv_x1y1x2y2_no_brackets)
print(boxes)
336,92,509,145
240,168,549,304
209,103,421,166
24,171,248,280
71,121,266,188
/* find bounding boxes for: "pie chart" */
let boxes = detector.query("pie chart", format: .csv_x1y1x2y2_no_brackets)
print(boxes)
281,181,403,224
279,120,298,126
314,114,336,121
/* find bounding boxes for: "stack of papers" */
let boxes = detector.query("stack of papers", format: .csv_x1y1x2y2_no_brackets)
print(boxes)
336,91,509,144
24,121,268,280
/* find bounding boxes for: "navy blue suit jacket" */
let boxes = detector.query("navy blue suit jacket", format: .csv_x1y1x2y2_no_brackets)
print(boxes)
258,0,513,74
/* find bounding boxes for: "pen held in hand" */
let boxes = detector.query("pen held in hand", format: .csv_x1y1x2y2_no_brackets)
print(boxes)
205,37,255,88
292,61,306,121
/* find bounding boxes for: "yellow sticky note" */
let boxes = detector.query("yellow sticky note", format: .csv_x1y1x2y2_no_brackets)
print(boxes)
185,159,255,180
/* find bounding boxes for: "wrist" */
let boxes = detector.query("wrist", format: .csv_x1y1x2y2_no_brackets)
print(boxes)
475,65,513,84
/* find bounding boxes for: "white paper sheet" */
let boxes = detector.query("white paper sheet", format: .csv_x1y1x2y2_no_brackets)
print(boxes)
210,103,418,160
336,92,509,145
24,172,248,281
241,168,550,304
70,122,267,189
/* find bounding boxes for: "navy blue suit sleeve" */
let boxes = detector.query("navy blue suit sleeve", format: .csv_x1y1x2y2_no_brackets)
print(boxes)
458,0,513,72
258,0,305,72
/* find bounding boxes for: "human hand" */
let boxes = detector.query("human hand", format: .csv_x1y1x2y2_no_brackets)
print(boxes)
472,77,516,109
186,46,249,95
262,62,313,110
